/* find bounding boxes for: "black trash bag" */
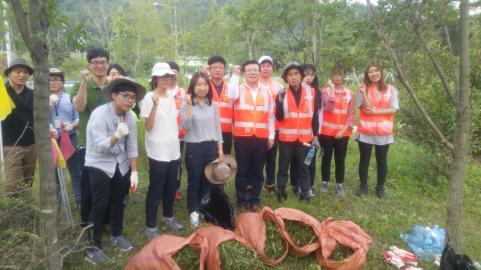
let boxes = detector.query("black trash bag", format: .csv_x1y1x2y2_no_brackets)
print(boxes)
440,245,476,270
199,185,235,230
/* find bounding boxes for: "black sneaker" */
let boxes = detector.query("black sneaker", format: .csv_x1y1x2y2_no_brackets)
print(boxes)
276,189,287,202
375,185,385,198
355,185,368,197
85,248,108,265
299,192,311,202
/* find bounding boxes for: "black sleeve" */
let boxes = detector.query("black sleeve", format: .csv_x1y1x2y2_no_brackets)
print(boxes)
275,92,285,122
311,88,322,136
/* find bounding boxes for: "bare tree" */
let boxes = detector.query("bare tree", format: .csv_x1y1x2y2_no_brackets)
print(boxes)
9,0,60,268
366,0,471,253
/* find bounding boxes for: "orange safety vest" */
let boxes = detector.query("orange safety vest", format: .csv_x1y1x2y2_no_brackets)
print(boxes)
320,87,353,137
172,86,186,138
357,85,395,136
233,84,272,138
278,86,314,143
210,81,233,133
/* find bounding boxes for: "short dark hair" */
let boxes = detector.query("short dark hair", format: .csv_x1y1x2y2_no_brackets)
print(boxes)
187,72,212,106
241,60,259,73
208,55,226,66
167,61,180,72
87,48,110,63
108,64,125,76
111,82,137,94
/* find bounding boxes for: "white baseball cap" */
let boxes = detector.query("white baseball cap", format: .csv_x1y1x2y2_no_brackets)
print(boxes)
151,62,176,78
258,55,273,65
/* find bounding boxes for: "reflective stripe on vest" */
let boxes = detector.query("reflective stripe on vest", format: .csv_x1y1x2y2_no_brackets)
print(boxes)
320,87,352,137
357,85,395,136
233,84,270,138
211,80,233,132
278,86,314,143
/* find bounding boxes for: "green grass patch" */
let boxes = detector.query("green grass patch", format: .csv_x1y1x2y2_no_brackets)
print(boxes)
284,220,317,247
173,246,200,270
264,220,287,259
2,128,481,269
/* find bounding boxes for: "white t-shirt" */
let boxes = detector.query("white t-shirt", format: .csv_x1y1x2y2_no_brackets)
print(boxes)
140,91,180,161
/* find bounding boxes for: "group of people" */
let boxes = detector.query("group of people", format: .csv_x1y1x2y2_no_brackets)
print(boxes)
1,48,398,265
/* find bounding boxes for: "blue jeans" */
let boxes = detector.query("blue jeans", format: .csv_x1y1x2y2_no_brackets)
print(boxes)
185,141,217,212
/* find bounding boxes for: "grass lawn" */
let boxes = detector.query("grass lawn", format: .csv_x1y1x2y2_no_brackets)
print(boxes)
58,128,481,270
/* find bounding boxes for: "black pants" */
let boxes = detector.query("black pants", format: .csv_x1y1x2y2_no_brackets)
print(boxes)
145,158,179,228
358,141,390,186
185,141,217,212
319,134,349,183
176,141,185,190
278,142,310,196
234,136,267,208
264,131,279,186
88,166,130,249
222,132,233,155
290,148,316,188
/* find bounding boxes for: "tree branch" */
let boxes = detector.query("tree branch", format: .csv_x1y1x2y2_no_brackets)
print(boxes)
9,0,34,52
407,2,457,105
444,25,454,55
366,0,454,152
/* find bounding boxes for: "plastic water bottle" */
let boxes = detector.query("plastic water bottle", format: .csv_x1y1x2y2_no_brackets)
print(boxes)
423,236,433,259
432,225,445,254
304,145,316,165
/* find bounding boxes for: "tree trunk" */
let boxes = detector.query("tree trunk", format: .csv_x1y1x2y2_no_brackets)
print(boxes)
446,0,470,254
32,49,61,270
9,0,61,268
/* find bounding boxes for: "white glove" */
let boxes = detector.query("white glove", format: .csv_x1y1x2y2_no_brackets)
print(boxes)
49,124,58,139
130,171,138,192
49,94,59,110
114,122,129,139
63,122,73,132
312,136,321,149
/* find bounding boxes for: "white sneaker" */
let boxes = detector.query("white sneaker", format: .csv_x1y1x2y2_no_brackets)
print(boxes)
190,211,199,229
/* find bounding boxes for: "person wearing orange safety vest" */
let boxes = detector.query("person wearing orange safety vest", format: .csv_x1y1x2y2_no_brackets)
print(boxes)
258,55,283,193
168,61,186,201
207,55,234,155
275,61,322,202
227,60,275,213
318,65,355,199
355,61,399,199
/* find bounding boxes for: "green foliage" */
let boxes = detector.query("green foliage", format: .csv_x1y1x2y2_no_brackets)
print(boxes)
109,0,173,78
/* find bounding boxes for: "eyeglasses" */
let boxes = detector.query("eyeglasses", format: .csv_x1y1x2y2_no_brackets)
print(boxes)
118,93,137,101
90,60,108,66
209,65,225,71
